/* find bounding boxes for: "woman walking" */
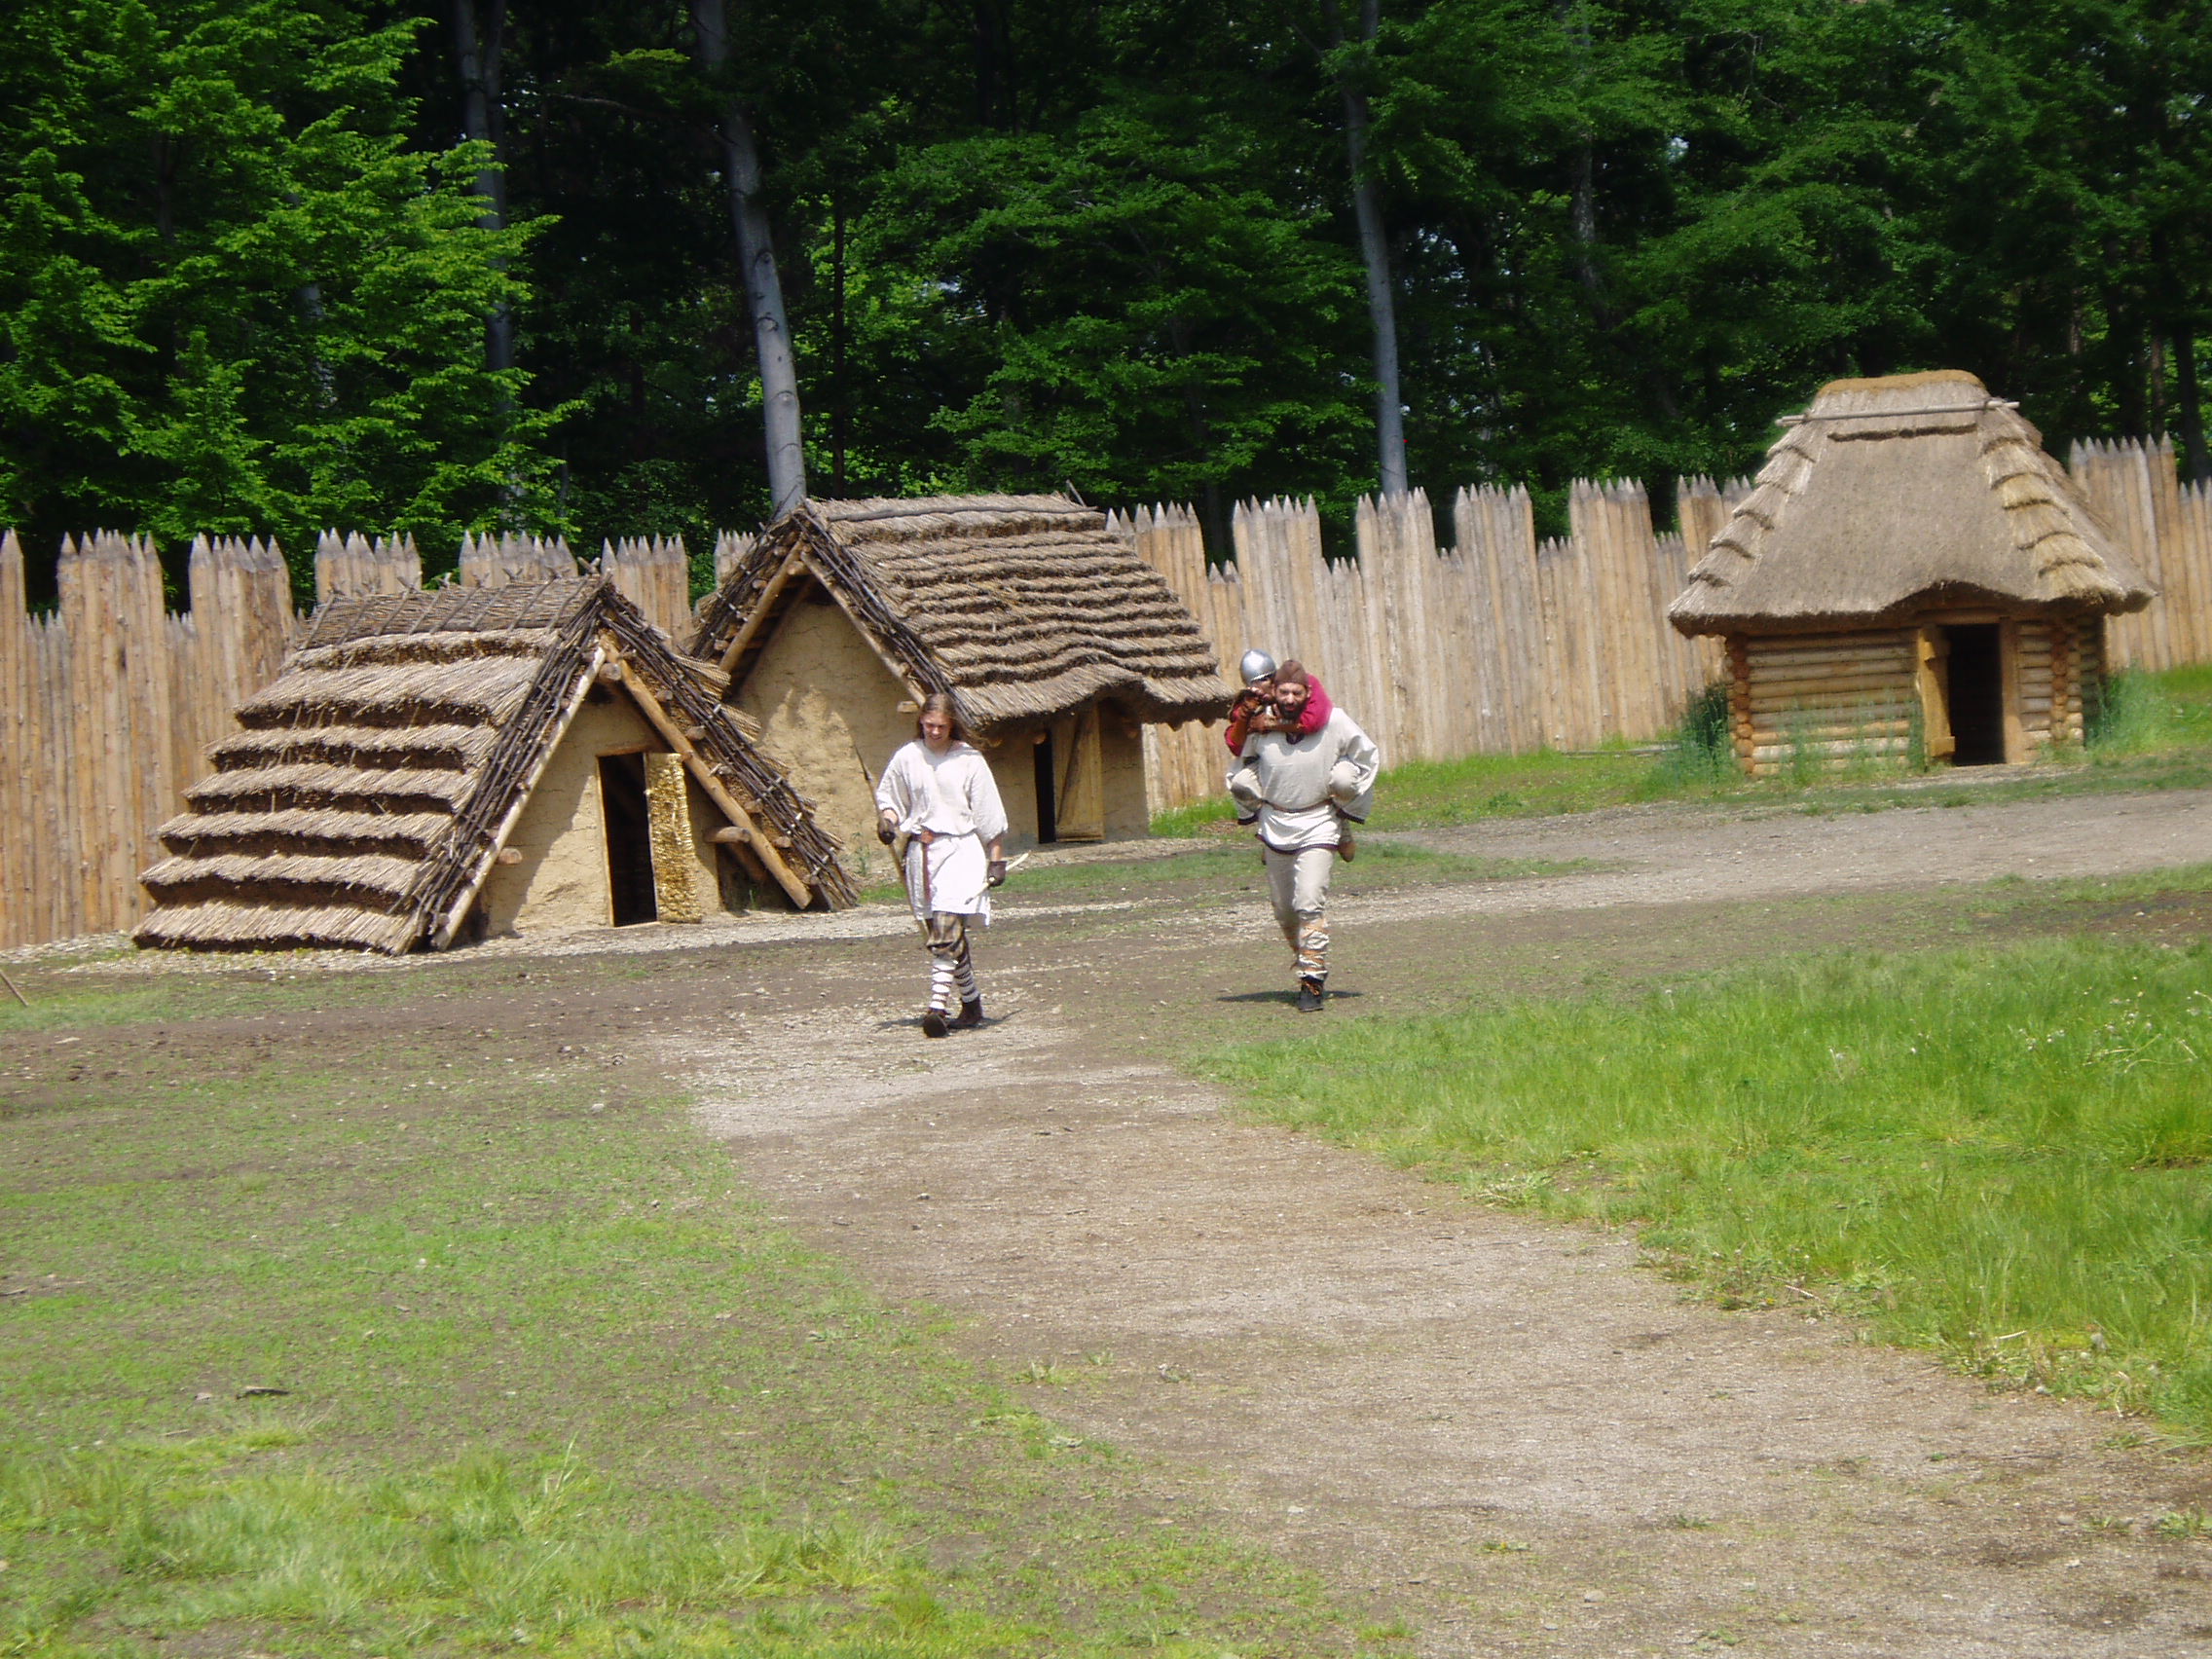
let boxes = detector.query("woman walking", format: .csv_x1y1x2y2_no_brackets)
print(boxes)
875,692,1008,1036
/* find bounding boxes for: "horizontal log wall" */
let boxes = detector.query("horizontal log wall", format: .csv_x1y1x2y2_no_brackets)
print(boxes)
1737,631,1917,776
0,532,698,949
1736,618,2095,778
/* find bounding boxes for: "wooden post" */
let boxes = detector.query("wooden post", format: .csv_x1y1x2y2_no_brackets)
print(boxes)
642,751,705,922
1533,536,1567,749
1915,629,1955,761
2147,440,2197,667
122,532,172,932
0,532,25,946
39,600,70,941
1999,617,2025,762
1489,487,1544,752
1286,498,1326,695
57,535,111,929
2180,476,2212,670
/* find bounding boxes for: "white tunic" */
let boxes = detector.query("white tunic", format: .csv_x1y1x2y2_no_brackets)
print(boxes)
874,739,1009,920
1231,706,1382,852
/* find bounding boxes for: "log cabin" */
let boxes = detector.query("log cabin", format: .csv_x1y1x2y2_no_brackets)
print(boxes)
1670,371,2156,776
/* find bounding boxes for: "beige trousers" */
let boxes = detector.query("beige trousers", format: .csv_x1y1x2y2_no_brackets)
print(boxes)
1262,844,1334,983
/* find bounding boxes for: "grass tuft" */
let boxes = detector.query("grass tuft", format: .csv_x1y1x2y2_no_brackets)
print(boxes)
1201,935,2212,1432
0,1440,1004,1655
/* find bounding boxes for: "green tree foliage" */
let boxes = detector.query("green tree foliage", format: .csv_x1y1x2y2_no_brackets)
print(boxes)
0,0,552,582
5,0,2209,572
853,107,1368,512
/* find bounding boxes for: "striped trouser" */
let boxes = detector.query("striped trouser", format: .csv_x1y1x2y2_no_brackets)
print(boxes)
1262,845,1334,983
923,913,980,1011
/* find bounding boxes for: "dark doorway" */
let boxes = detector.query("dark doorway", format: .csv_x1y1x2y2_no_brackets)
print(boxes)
598,753,658,924
1031,731,1057,843
1944,624,2007,765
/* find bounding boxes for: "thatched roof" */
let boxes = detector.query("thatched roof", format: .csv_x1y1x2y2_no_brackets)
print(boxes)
136,577,856,954
1670,370,2156,636
690,494,1234,734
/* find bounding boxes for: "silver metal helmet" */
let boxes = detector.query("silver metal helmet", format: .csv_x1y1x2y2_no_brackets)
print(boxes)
1238,647,1277,687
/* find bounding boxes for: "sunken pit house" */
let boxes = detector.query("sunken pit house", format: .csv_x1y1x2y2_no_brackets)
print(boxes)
690,494,1234,875
1669,370,2156,776
135,576,856,954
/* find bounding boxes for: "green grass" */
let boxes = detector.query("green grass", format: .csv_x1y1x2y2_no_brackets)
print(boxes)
0,998,1372,1656
1154,663,2212,836
1201,933,2212,1434
1153,745,1681,836
2091,661,2212,754
0,1440,1019,1657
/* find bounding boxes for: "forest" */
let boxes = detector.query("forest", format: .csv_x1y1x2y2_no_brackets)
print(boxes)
2,0,2207,587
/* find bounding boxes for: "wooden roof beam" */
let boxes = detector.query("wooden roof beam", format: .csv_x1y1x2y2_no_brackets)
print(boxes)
717,550,807,679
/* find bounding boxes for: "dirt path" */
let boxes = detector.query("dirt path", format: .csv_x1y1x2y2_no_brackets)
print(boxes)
682,788,2212,1657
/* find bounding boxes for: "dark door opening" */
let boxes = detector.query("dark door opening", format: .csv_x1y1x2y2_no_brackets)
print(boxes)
599,753,658,924
1031,731,1058,843
1943,624,2007,766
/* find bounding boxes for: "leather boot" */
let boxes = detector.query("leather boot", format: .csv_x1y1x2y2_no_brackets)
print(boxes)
921,1007,949,1038
953,999,985,1029
1296,978,1326,1013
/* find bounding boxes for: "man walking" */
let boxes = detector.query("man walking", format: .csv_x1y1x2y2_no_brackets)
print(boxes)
1226,661,1380,1012
876,692,1008,1037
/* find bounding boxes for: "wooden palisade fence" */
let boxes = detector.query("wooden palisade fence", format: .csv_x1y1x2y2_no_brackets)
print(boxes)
4,436,2211,949
1127,437,2212,812
0,530,698,949
1122,478,1739,811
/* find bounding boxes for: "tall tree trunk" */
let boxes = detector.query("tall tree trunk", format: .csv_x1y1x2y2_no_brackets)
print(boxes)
831,189,849,495
1559,3,1677,426
1326,0,1408,498
451,0,513,376
1568,155,1679,424
692,0,807,517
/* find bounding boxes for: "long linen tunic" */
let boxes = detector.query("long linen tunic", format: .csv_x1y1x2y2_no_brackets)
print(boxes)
1231,707,1382,852
874,739,1009,921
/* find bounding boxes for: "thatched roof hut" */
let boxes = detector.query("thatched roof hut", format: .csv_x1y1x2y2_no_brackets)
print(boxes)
693,494,1232,733
690,495,1233,866
1672,370,2154,632
1669,371,2157,774
136,576,855,954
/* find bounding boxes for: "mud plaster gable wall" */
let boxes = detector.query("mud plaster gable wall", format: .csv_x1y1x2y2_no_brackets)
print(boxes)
478,693,727,934
737,596,916,881
1101,716,1149,838
735,592,1152,870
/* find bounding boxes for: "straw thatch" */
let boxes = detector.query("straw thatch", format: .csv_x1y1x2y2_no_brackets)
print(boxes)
1671,370,2157,635
135,576,855,954
691,494,1234,734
